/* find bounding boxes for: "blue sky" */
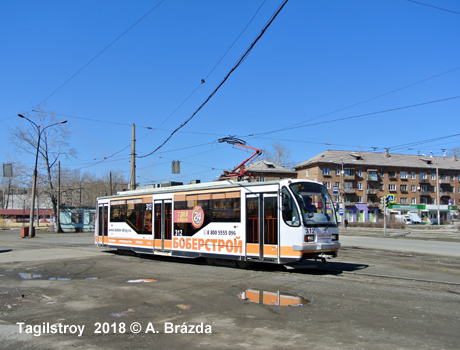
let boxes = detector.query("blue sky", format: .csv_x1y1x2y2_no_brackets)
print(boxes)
2,0,460,186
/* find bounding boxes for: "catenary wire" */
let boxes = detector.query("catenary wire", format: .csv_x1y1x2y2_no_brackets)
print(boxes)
406,0,460,15
37,0,166,106
138,0,289,159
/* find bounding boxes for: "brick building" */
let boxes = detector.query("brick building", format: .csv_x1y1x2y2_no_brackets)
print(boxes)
294,150,460,223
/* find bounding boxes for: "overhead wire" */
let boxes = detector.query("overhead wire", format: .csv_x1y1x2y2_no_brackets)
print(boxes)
406,0,460,15
244,64,460,138
138,0,289,159
37,0,166,107
136,0,268,142
245,94,460,137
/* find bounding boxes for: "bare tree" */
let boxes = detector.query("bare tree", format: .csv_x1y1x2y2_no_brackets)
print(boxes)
9,107,76,230
262,142,295,169
449,147,460,157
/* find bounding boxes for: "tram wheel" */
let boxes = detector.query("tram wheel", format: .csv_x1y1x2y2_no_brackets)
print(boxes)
236,260,252,269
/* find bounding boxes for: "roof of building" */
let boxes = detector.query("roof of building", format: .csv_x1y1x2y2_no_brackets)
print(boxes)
246,160,296,174
294,150,460,171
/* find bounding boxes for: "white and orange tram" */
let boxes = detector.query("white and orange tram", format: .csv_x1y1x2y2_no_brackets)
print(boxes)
95,179,340,267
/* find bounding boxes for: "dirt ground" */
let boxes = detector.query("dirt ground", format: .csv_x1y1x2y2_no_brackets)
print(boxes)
1,228,459,350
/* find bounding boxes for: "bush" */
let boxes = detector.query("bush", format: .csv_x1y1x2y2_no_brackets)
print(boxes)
347,221,405,229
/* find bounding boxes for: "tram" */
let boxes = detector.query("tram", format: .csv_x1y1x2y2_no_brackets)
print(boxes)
95,179,340,267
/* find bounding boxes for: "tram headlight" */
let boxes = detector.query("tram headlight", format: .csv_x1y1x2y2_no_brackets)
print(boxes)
332,234,339,241
304,234,315,243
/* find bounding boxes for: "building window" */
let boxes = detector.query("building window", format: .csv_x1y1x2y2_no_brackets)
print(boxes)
357,196,362,203
357,183,363,190
322,168,331,176
388,171,396,178
323,181,331,189
335,182,341,189
335,168,340,176
431,173,436,180
400,185,407,192
400,171,408,179
344,169,355,176
71,212,83,224
380,171,384,178
411,172,416,179
411,198,417,204
400,197,407,204
357,169,362,177
379,184,384,191
411,185,416,192
306,170,309,178
450,174,455,181
420,173,427,179
389,184,396,191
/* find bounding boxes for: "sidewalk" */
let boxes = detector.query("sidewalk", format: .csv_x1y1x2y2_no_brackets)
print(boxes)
339,224,460,241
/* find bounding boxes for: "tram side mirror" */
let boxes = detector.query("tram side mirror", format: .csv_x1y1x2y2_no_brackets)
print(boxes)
307,212,314,218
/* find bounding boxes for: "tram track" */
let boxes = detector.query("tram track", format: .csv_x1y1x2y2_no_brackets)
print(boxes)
324,269,460,286
309,268,460,296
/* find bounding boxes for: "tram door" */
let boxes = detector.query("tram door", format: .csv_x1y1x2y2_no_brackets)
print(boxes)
154,199,172,251
245,193,279,261
97,204,108,246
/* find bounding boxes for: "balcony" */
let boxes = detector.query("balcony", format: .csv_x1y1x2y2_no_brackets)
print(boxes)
419,179,430,184
343,188,355,194
440,191,452,197
419,191,432,196
367,189,378,195
367,175,379,182
440,179,451,184
367,202,380,208
343,175,355,180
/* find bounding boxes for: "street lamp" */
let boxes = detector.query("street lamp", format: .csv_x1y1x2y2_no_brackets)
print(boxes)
18,114,67,237
430,151,447,226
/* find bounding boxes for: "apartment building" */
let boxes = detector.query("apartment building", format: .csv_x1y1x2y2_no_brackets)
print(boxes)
294,150,460,223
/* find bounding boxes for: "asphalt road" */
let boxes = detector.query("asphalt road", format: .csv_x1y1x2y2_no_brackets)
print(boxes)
1,230,459,350
341,235,460,257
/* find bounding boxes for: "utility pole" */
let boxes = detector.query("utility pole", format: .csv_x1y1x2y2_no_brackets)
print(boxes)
56,161,61,233
130,124,136,190
110,171,113,196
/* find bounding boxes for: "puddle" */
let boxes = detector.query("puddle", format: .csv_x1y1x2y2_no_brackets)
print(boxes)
111,308,135,317
85,277,98,280
49,278,72,281
18,273,42,279
127,279,157,283
238,289,310,306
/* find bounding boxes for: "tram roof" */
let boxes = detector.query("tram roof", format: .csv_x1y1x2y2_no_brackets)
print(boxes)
97,178,319,200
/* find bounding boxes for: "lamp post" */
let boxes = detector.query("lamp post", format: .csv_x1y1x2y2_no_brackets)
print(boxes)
18,114,67,237
430,151,447,226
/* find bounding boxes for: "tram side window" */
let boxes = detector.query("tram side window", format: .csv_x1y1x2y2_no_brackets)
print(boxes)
110,204,126,222
127,203,153,235
281,187,300,227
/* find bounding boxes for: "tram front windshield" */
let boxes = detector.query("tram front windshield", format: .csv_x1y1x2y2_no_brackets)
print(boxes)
289,182,338,227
